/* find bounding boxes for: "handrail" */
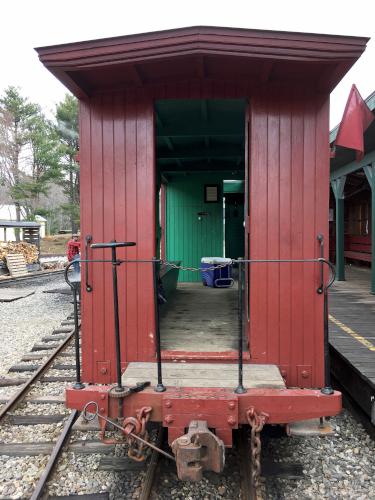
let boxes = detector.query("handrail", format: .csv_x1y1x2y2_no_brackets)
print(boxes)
232,255,335,395
84,234,93,292
64,261,84,390
73,250,335,396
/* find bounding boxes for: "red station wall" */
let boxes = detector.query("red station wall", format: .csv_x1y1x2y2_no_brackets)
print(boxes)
79,82,329,388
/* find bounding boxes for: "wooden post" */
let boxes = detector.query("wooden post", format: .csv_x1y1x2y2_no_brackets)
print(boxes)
364,163,375,294
331,177,346,281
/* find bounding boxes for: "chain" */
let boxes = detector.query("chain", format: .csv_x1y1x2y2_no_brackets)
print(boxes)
162,260,233,272
127,406,152,461
82,401,175,461
246,407,268,492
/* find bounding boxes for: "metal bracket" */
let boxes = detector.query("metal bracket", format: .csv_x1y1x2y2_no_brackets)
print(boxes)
171,420,225,481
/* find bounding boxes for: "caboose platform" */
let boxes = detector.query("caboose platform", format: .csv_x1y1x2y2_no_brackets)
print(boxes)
122,362,285,389
329,266,375,422
160,282,245,353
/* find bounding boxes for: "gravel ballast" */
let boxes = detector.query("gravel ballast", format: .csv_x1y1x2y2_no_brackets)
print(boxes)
1,275,374,499
0,275,72,377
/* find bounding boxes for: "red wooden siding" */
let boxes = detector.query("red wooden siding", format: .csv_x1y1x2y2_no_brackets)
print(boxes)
79,81,328,388
249,88,329,387
80,90,156,383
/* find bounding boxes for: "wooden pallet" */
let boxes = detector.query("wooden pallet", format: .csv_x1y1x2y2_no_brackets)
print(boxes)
5,253,28,277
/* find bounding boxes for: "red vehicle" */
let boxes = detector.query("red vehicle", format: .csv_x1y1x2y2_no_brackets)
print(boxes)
37,27,368,481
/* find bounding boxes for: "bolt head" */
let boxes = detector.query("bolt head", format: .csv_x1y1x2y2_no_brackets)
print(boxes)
228,401,235,410
100,394,105,400
301,370,309,379
165,414,174,424
227,416,236,426
165,400,172,408
100,367,107,374
100,407,105,413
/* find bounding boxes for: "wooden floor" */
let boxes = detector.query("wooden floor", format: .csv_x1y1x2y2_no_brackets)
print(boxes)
329,265,375,386
122,362,285,389
160,282,244,352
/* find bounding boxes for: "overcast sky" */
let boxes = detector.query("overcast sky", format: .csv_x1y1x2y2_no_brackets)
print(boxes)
1,0,374,128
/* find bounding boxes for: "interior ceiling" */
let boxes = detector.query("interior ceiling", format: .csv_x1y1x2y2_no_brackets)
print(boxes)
155,99,246,175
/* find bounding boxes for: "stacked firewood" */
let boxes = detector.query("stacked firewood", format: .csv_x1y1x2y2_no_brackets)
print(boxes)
0,242,39,264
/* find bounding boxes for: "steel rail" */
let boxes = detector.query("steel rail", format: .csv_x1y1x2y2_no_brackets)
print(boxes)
0,269,64,287
30,409,78,500
0,328,76,423
139,426,164,500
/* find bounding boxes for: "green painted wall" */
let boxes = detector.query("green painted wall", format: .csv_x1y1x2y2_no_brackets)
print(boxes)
166,174,227,282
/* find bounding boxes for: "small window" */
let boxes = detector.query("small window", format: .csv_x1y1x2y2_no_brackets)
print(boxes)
204,184,219,203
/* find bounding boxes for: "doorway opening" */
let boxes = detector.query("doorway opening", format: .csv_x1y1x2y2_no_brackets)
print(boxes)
155,99,247,355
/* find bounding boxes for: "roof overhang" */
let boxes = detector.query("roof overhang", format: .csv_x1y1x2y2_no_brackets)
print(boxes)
36,26,369,98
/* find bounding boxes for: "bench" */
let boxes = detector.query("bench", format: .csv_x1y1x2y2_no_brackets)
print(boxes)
160,261,180,299
344,236,372,263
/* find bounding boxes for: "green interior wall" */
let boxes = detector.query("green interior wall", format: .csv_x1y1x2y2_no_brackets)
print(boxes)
166,174,227,282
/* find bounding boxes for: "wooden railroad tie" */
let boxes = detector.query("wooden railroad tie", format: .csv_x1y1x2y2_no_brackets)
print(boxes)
5,253,28,277
0,440,115,457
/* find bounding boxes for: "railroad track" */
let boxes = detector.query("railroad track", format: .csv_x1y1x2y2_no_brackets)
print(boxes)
0,268,64,287
0,310,81,499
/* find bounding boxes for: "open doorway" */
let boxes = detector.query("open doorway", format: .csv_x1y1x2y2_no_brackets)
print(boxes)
155,99,247,354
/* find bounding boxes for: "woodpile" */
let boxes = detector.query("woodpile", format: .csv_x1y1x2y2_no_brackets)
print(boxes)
0,242,39,264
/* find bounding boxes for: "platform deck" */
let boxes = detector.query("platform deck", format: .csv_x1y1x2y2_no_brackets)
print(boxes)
160,282,245,352
122,362,285,389
329,266,375,418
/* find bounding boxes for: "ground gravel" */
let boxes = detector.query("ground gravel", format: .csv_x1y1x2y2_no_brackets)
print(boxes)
0,274,72,377
264,410,375,499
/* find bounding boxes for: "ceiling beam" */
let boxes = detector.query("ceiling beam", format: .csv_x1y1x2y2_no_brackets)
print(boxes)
157,147,242,160
157,123,244,138
159,162,244,173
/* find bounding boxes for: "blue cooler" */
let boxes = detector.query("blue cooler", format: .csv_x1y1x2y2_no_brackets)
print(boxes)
200,257,233,288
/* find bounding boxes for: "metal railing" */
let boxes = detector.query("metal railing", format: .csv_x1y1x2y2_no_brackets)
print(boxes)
67,235,335,397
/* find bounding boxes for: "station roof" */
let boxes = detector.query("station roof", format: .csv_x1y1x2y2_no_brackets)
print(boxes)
330,90,375,174
0,220,41,229
36,26,369,97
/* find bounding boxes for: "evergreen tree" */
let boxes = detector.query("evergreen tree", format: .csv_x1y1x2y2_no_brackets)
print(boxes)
0,87,39,235
55,94,79,233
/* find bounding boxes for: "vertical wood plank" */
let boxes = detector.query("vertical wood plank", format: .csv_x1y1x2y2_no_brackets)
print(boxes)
79,100,93,381
113,91,127,370
302,91,316,378
314,93,330,386
267,88,280,364
249,89,268,361
278,87,292,375
102,93,115,370
125,88,138,360
90,95,105,378
290,89,304,386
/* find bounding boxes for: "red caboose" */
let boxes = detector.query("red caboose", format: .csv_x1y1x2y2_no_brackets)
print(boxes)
37,27,368,480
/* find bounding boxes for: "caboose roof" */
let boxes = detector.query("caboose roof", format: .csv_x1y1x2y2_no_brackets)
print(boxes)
36,26,369,97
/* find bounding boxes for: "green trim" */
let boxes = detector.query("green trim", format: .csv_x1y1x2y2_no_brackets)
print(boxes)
330,150,375,180
331,176,346,200
336,197,345,281
364,163,375,294
331,177,346,281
